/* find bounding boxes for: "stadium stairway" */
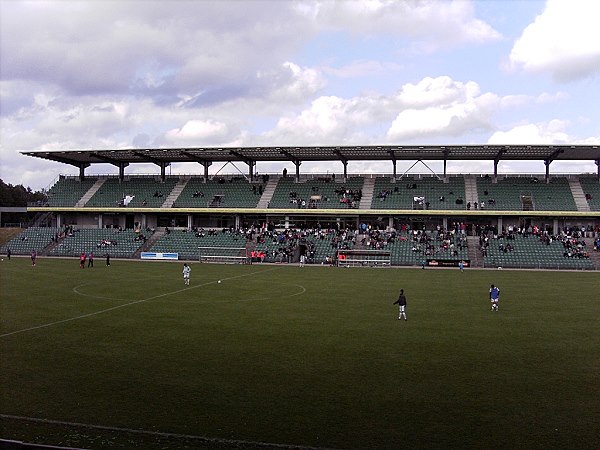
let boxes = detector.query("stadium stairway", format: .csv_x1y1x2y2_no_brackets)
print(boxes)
464,175,479,207
584,238,600,269
359,178,376,209
162,176,190,208
133,229,165,258
467,236,483,267
244,238,258,257
256,177,278,208
75,177,106,207
568,177,591,212
40,238,60,256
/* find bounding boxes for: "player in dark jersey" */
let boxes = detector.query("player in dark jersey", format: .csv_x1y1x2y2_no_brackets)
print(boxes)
394,289,407,320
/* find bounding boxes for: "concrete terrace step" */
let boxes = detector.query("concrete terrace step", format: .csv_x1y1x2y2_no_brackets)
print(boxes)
162,177,190,208
359,177,376,209
568,177,591,212
76,178,106,207
257,177,279,208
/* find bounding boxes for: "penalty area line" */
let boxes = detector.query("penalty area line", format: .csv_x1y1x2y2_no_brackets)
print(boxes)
0,267,280,339
0,414,338,450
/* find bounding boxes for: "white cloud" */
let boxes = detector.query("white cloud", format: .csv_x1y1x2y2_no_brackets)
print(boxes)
323,60,404,78
300,0,501,49
387,78,499,139
261,76,511,145
508,0,600,81
267,62,326,102
536,91,569,103
0,1,312,101
487,122,570,145
264,96,363,144
164,119,230,145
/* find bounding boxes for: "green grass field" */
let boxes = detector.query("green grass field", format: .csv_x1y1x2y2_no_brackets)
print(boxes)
1,257,599,449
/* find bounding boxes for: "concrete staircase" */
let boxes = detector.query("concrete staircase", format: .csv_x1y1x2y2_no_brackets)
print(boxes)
75,178,106,207
464,175,478,208
467,236,483,268
568,177,591,212
359,177,376,209
162,177,190,208
257,177,279,208
40,239,60,257
583,238,600,270
132,230,165,258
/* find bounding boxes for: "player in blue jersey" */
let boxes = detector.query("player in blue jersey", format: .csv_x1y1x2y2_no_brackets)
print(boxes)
489,284,500,311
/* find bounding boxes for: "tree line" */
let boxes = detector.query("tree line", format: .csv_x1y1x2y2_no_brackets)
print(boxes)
0,179,47,226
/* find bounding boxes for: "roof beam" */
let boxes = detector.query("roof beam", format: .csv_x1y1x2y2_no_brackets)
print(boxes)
545,146,565,164
229,149,254,166
334,148,348,164
180,150,212,165
89,152,129,168
44,154,91,170
133,151,170,167
494,147,507,163
280,150,301,165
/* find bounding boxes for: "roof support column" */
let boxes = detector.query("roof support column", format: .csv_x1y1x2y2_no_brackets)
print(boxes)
202,162,212,182
159,162,168,182
392,159,397,180
596,159,599,182
443,159,447,178
493,159,499,180
79,164,89,181
295,161,301,182
544,159,550,183
119,163,127,182
248,161,256,181
334,147,348,182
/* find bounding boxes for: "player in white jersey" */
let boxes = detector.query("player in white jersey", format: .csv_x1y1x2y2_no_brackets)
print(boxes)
182,263,191,285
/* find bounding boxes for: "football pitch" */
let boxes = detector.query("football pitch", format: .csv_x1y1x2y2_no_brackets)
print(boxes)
1,257,599,449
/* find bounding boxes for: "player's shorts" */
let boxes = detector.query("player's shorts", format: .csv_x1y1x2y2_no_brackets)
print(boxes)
490,299,498,303
398,305,406,312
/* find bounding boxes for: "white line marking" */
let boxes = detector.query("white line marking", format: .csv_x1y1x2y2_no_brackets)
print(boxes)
0,268,279,338
0,414,339,450
72,283,130,301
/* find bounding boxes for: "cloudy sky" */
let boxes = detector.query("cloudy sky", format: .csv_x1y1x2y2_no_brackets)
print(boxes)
1,0,599,191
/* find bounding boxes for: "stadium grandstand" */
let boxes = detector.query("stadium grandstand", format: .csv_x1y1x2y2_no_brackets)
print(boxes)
2,144,599,270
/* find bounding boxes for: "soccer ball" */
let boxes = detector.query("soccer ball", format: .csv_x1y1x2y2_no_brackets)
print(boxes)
218,280,221,284
498,266,503,270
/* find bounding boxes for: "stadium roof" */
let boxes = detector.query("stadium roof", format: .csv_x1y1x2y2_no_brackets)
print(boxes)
21,144,600,168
